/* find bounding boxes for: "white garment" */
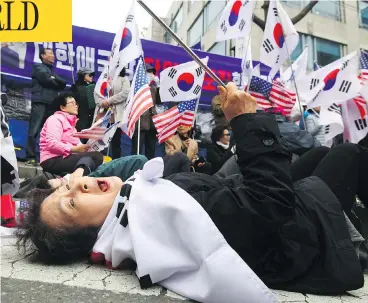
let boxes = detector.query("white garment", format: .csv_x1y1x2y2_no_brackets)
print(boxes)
216,141,229,149
92,158,276,303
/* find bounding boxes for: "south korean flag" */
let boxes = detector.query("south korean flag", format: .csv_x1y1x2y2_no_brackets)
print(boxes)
159,57,208,102
342,99,368,144
216,0,255,42
319,103,344,147
1,97,20,196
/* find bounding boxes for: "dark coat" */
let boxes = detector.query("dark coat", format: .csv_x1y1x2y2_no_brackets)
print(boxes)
31,63,66,104
167,113,363,294
71,81,95,131
206,143,233,174
275,113,321,156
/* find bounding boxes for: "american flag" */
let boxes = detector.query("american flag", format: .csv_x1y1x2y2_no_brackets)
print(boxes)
125,58,154,137
249,76,296,115
353,51,368,118
153,99,197,144
73,109,113,140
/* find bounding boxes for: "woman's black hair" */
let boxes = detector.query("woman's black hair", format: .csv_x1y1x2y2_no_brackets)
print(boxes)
211,124,229,144
51,93,76,112
16,184,99,264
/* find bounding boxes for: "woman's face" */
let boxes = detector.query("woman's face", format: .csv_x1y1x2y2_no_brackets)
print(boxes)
40,170,123,230
177,125,191,136
84,73,93,83
219,129,230,145
60,97,78,116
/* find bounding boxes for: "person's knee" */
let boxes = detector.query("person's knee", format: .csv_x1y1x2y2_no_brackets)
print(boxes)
333,143,361,156
91,152,104,165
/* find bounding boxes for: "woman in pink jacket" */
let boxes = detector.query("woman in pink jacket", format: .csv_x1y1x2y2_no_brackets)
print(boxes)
39,93,103,175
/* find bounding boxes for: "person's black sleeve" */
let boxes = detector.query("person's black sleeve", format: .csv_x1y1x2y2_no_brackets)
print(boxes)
32,65,60,89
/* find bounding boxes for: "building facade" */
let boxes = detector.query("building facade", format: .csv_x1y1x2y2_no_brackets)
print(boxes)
148,0,368,70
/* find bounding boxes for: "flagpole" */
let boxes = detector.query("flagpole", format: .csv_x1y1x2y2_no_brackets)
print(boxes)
137,0,225,88
278,12,306,129
137,117,141,155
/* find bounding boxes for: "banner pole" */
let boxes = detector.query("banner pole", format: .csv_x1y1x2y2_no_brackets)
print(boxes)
137,0,225,88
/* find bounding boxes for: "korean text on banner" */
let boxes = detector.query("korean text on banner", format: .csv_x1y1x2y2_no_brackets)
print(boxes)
0,0,72,42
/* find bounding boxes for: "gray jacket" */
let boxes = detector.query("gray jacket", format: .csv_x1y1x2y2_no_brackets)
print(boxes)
305,113,325,146
93,76,130,124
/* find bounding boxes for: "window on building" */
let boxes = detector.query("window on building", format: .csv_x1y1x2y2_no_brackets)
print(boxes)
360,1,368,28
312,0,341,21
290,36,303,61
170,5,183,33
204,0,227,30
188,13,204,46
280,0,302,9
208,41,226,56
315,37,342,66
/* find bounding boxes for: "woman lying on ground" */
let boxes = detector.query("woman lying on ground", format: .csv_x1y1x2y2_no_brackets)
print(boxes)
18,83,368,296
39,93,103,176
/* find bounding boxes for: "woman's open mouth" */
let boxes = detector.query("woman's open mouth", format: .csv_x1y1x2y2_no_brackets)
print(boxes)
97,180,109,192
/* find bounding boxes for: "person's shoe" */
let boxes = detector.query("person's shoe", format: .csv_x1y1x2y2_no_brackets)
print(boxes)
25,159,36,166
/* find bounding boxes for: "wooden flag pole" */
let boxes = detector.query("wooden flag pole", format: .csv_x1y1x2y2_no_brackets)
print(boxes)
137,0,226,88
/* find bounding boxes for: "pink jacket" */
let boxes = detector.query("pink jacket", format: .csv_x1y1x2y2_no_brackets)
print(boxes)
40,111,81,163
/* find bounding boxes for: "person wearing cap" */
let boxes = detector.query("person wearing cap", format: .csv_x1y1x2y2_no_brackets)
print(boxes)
25,47,66,166
72,68,96,132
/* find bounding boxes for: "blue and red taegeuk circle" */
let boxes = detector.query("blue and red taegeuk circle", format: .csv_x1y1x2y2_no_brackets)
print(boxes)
177,73,195,92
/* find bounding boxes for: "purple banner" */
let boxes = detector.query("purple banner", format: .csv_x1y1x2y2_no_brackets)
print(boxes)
1,25,267,106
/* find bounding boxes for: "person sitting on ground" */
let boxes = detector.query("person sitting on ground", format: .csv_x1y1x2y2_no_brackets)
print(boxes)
71,68,96,132
264,107,321,157
305,106,325,146
206,124,234,174
18,83,368,296
165,125,210,173
39,93,103,176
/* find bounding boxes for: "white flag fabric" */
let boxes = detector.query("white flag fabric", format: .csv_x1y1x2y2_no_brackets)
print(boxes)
319,103,344,147
295,52,361,108
241,37,253,90
281,46,308,89
216,0,255,42
94,64,111,99
360,80,368,102
260,0,299,79
109,1,142,82
87,122,120,152
305,52,362,108
1,104,20,196
342,99,368,144
159,57,209,102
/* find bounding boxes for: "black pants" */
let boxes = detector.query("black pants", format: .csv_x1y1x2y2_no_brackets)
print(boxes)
162,152,190,177
26,103,53,160
41,152,103,176
131,128,156,160
111,128,122,160
291,144,368,214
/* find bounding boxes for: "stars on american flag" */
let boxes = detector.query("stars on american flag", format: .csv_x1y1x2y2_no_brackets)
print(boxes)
177,99,197,113
249,76,272,99
360,50,368,71
134,60,150,93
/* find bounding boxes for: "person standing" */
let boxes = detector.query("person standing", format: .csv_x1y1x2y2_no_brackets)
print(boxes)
26,48,66,166
131,64,159,160
94,68,130,159
71,68,96,132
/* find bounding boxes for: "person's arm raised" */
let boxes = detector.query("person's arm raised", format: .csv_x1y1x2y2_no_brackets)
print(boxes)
218,83,295,233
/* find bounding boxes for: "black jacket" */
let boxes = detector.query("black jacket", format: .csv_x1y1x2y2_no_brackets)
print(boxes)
31,63,66,104
167,113,363,294
207,143,233,174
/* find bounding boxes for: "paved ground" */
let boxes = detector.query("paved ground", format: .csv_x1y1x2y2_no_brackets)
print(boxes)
2,237,368,302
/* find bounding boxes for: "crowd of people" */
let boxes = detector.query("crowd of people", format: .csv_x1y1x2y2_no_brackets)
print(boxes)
8,47,368,299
